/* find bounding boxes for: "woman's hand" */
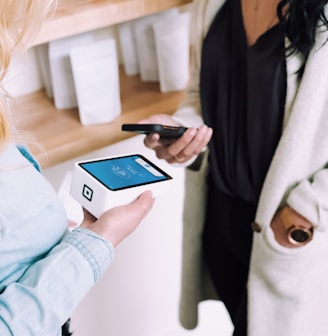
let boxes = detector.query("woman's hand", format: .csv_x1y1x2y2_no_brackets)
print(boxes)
270,207,314,248
80,190,154,247
140,114,213,164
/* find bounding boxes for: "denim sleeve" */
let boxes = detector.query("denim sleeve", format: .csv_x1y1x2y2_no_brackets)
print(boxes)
0,228,114,336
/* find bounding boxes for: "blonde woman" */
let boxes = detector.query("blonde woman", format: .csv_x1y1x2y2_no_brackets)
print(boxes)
0,2,154,335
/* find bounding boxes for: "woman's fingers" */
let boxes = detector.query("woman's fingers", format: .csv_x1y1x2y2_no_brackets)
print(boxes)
80,191,155,247
159,125,213,164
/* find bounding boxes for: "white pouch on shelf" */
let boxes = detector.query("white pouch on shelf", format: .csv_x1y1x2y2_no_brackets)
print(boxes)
118,20,139,76
69,38,121,126
133,8,179,82
35,44,53,98
49,32,94,109
154,12,191,93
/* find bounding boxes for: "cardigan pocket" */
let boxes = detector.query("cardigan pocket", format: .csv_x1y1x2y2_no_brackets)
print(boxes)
248,226,328,336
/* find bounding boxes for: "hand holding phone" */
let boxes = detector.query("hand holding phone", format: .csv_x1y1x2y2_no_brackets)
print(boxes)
122,123,188,139
127,117,213,165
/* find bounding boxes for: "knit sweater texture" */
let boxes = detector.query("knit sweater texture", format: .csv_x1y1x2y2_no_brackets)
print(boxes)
174,1,328,335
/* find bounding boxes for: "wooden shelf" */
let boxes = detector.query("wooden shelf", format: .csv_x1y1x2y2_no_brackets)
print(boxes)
11,69,186,168
12,0,190,168
32,0,192,46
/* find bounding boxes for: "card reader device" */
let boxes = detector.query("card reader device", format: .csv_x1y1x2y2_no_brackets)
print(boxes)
70,154,173,218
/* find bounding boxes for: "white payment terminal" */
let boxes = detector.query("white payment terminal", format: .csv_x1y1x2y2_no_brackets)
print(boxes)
70,153,173,218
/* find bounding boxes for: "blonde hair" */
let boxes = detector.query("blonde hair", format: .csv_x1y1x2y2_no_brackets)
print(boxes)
0,0,57,149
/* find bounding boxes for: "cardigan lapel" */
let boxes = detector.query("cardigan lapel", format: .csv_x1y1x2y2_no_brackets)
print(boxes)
255,25,328,228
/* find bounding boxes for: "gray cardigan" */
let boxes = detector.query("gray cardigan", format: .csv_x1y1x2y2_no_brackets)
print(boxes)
174,1,328,335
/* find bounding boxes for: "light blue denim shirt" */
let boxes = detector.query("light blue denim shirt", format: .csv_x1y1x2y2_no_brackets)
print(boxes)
0,144,115,335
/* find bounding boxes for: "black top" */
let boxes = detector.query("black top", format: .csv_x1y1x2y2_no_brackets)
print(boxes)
200,1,287,322
200,0,286,204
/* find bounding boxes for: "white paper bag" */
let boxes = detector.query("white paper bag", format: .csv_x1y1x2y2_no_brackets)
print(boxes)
35,43,53,98
49,32,94,109
69,38,121,125
154,12,191,93
133,8,179,82
118,20,139,76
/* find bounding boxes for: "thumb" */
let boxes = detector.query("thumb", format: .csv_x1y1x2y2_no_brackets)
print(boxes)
129,190,155,219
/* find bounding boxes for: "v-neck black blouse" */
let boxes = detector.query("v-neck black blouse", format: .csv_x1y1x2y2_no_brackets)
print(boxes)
200,0,286,204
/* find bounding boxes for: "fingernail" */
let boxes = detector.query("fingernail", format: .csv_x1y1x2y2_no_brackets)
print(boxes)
189,128,197,137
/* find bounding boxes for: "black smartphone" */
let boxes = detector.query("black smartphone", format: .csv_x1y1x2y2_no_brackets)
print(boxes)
122,123,188,139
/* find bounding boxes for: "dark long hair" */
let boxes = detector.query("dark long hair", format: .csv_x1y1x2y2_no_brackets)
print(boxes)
277,0,328,75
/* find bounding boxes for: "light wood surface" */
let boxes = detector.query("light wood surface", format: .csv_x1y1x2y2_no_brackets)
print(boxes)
13,0,190,168
32,0,193,46
11,69,186,168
